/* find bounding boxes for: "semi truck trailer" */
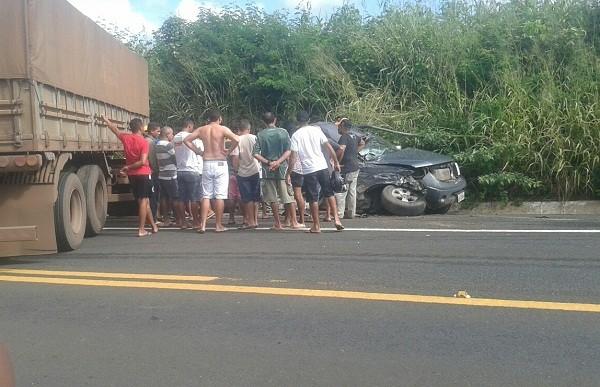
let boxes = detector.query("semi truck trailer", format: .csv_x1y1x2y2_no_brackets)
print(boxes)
0,0,149,257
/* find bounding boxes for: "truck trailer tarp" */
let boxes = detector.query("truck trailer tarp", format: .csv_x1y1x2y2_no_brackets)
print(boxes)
0,0,149,116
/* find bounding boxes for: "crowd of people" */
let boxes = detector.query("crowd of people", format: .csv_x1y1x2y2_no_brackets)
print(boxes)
102,110,365,236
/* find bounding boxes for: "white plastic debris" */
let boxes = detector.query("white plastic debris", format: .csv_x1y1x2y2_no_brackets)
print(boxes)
453,290,471,298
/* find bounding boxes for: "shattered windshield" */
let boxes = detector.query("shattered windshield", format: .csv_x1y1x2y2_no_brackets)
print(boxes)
358,132,395,161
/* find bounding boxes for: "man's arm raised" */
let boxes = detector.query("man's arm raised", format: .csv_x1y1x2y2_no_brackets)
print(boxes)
102,116,121,138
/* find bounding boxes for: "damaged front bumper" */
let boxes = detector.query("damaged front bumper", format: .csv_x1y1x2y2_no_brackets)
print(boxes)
421,173,467,210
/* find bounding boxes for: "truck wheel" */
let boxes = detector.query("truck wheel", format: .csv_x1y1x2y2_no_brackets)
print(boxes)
77,165,107,236
381,185,426,216
55,172,87,251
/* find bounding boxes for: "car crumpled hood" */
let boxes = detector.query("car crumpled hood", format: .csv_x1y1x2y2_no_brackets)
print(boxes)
377,148,454,168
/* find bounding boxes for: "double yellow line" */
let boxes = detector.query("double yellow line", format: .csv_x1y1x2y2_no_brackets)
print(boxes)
1,269,599,314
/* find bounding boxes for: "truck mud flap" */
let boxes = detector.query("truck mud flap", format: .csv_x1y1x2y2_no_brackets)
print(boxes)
0,184,57,257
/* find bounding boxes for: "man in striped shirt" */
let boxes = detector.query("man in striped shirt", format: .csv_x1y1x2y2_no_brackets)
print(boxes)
154,126,183,227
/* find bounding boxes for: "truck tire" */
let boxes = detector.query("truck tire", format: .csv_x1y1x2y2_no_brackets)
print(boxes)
77,165,107,236
54,172,87,251
381,185,426,216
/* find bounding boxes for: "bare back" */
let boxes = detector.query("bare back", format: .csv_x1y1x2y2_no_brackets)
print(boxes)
194,123,238,161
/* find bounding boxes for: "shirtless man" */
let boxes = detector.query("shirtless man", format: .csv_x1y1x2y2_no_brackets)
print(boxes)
184,110,239,233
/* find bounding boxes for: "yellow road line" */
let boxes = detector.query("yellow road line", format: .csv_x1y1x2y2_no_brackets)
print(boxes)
0,269,218,282
0,274,598,313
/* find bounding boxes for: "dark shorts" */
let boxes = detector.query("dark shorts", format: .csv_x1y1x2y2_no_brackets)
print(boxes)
237,173,261,203
177,171,202,202
129,174,153,200
290,171,304,189
159,179,179,200
151,174,160,191
303,169,333,203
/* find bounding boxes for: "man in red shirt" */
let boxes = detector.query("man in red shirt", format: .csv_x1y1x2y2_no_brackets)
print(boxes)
103,116,158,237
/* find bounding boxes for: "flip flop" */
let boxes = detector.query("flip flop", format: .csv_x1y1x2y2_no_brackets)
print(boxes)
305,229,321,234
197,229,205,234
215,228,228,233
152,226,159,234
335,223,345,231
138,231,151,237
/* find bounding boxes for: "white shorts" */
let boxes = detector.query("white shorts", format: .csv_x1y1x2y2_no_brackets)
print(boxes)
202,160,229,199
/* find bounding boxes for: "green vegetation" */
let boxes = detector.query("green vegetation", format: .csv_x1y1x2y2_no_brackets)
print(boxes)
136,0,600,201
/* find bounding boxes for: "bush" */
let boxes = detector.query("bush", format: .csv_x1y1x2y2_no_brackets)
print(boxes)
140,0,600,201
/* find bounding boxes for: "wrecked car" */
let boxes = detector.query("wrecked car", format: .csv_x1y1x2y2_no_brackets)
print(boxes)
315,122,467,216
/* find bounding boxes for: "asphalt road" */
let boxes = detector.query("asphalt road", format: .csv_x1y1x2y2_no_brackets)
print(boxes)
1,214,599,386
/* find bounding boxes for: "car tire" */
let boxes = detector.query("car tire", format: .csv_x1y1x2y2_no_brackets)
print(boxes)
77,165,108,236
54,172,87,251
426,204,451,215
381,185,426,216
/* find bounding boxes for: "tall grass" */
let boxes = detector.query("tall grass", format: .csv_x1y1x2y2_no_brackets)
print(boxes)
145,0,600,200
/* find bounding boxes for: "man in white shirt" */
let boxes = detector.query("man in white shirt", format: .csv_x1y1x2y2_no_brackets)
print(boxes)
231,119,261,229
289,148,306,226
286,111,344,233
173,118,203,229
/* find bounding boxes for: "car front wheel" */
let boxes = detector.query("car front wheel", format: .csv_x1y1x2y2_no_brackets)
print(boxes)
426,204,452,215
381,185,426,216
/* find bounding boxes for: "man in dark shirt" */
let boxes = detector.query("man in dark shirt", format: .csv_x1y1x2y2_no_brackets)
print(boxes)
335,118,365,219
